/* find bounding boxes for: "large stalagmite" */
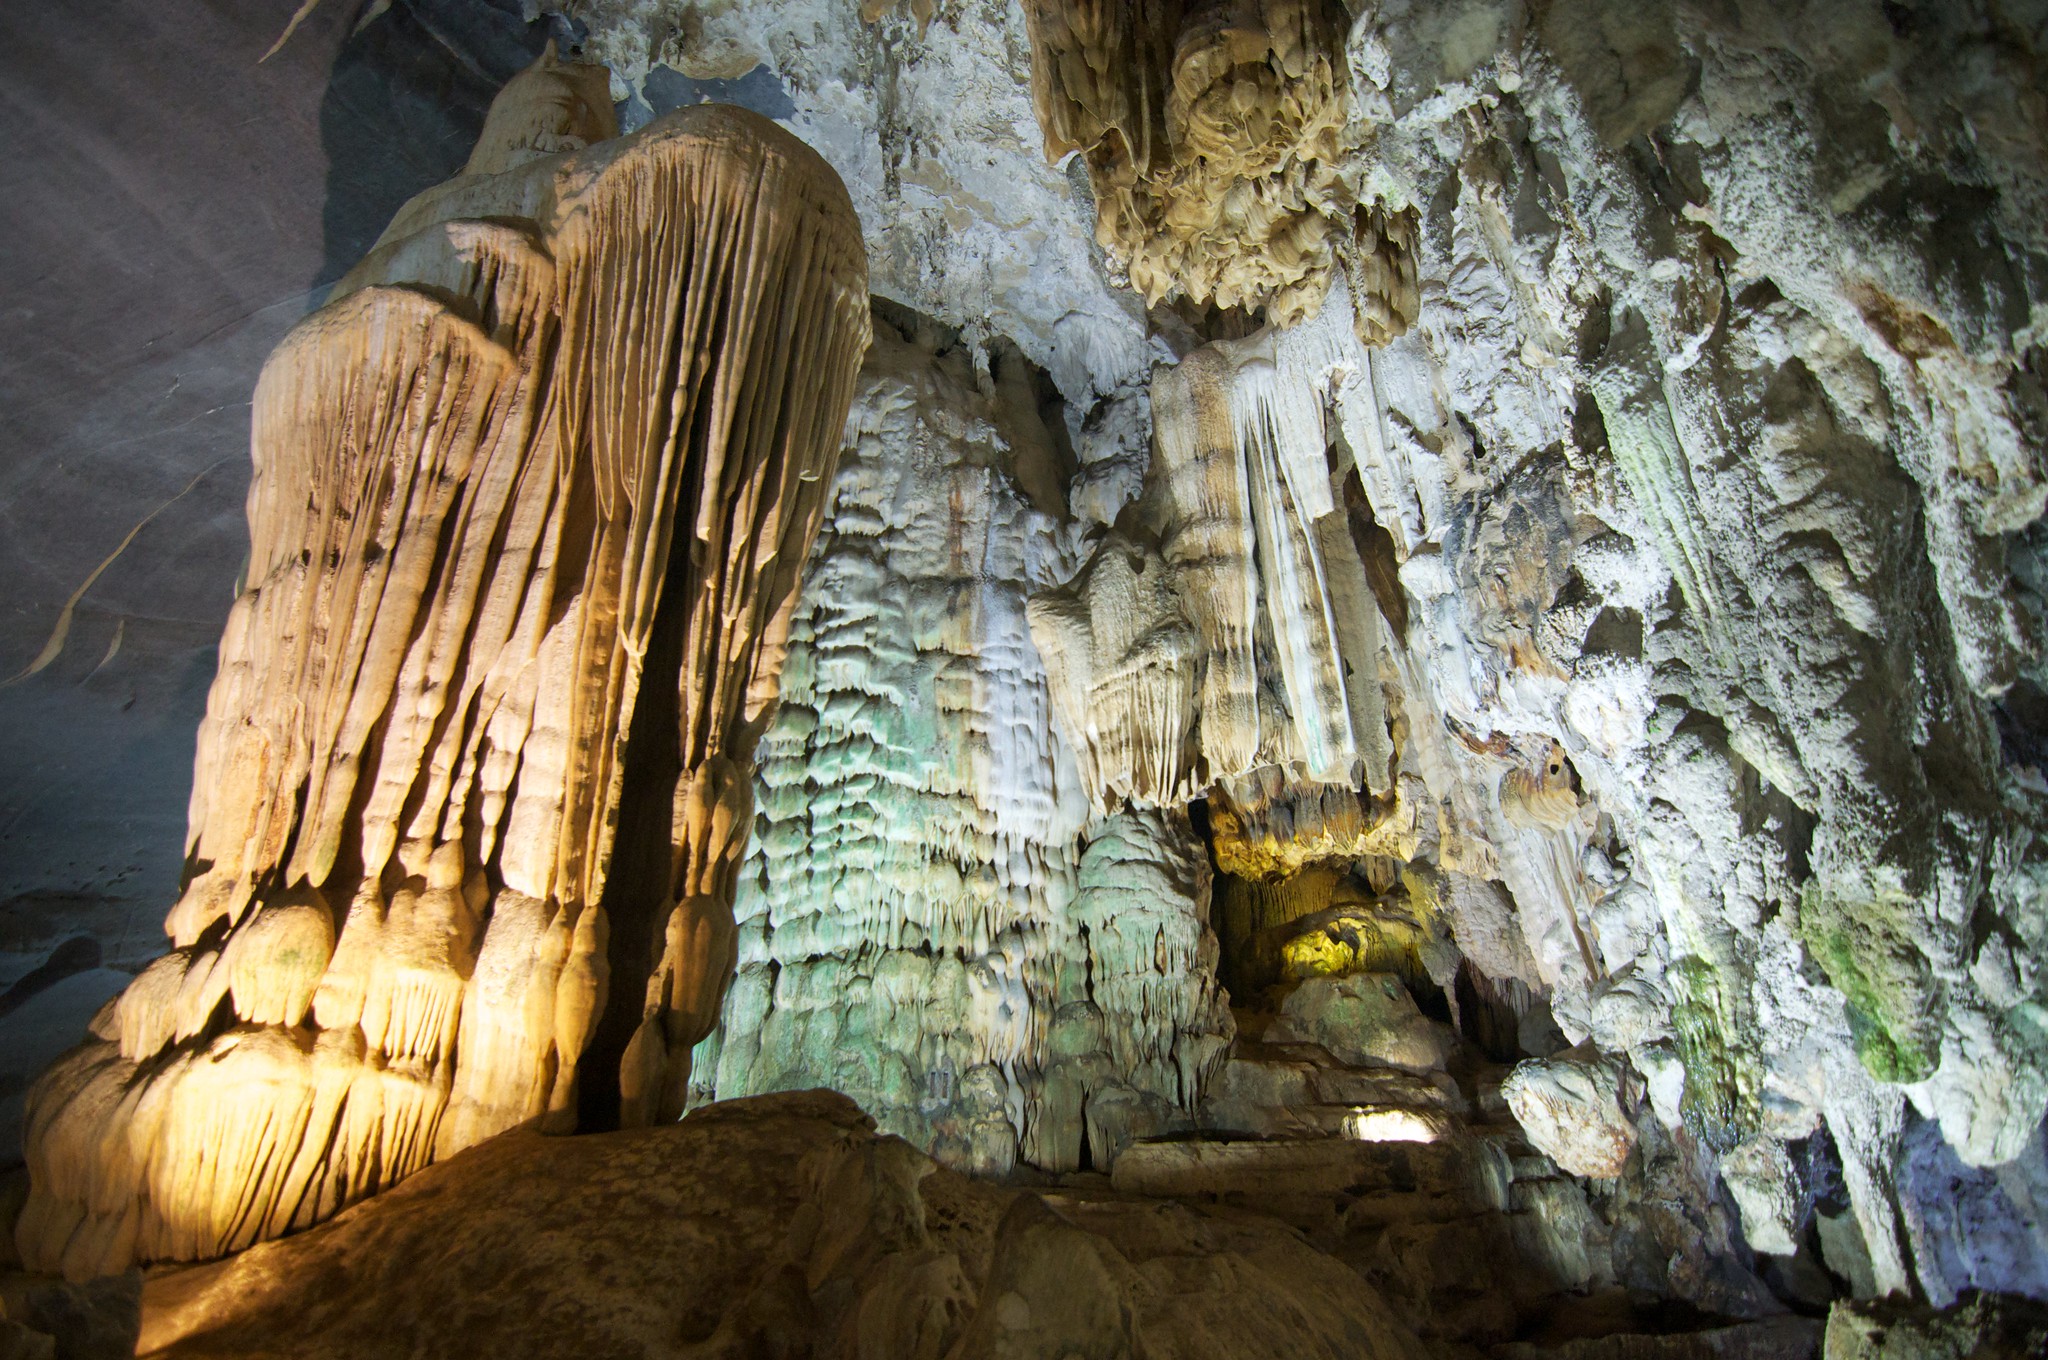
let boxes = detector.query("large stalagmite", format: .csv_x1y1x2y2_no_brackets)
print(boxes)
695,316,1232,1174
15,50,871,1277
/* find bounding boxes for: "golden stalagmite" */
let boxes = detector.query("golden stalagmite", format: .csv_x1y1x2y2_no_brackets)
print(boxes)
15,48,871,1278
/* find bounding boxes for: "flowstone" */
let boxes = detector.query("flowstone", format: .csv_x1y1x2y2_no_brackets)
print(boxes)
693,317,1230,1173
15,50,870,1276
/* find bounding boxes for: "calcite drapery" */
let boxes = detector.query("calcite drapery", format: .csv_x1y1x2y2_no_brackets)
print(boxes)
1030,290,1397,854
16,51,870,1277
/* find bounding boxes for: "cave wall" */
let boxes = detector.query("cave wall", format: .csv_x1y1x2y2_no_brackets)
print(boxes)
4,0,2047,1316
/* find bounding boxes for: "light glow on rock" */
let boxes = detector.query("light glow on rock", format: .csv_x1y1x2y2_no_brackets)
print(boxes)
1342,1108,1442,1144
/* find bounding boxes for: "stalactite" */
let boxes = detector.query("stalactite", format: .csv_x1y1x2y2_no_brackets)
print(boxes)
1018,0,1359,325
1349,204,1422,347
1027,531,1203,811
1207,768,1416,881
1032,289,1399,872
16,48,869,1277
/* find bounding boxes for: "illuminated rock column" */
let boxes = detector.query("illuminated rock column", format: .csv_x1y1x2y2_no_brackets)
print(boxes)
17,50,870,1277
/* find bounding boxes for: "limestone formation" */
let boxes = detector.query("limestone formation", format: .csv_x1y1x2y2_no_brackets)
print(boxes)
1032,0,2048,1307
8,0,2048,1330
695,319,1230,1172
1824,1293,2048,1360
1721,1135,1804,1258
1501,1051,1638,1180
15,51,870,1275
1268,972,1454,1074
1018,0,1361,326
1031,290,1399,852
1349,203,1422,348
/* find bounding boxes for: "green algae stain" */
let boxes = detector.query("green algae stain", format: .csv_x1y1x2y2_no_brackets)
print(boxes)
1669,954,1762,1152
1798,885,1940,1085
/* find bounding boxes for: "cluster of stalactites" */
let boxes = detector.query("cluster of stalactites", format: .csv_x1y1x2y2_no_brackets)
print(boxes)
1020,0,1366,327
17,55,870,1278
1350,202,1421,347
1030,298,1396,837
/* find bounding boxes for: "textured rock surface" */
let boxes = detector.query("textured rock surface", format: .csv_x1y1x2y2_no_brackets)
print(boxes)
695,320,1229,1172
1018,0,1359,326
130,1089,1435,1360
578,0,1158,409
1823,1292,2048,1360
1269,971,1453,1073
1503,1051,1639,1179
1309,0,2048,1306
14,52,871,1276
1008,0,2048,1310
6,0,2048,1331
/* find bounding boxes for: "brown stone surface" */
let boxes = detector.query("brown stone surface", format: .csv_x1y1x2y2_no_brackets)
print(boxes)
136,1090,1432,1360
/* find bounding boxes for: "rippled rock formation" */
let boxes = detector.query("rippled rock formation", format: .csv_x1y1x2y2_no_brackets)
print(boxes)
7,0,2048,1339
695,314,1231,1173
14,48,870,1276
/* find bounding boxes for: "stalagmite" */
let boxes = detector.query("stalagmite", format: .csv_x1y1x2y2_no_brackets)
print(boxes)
694,318,1232,1173
16,48,870,1276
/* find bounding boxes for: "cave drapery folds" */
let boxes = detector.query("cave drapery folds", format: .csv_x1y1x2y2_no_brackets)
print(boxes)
15,48,871,1277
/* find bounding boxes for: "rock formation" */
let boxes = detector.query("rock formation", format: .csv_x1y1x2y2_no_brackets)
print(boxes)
1030,289,1397,822
693,314,1231,1173
7,0,2048,1341
129,1090,1445,1360
1004,0,2048,1314
14,49,870,1276
1018,0,1364,327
